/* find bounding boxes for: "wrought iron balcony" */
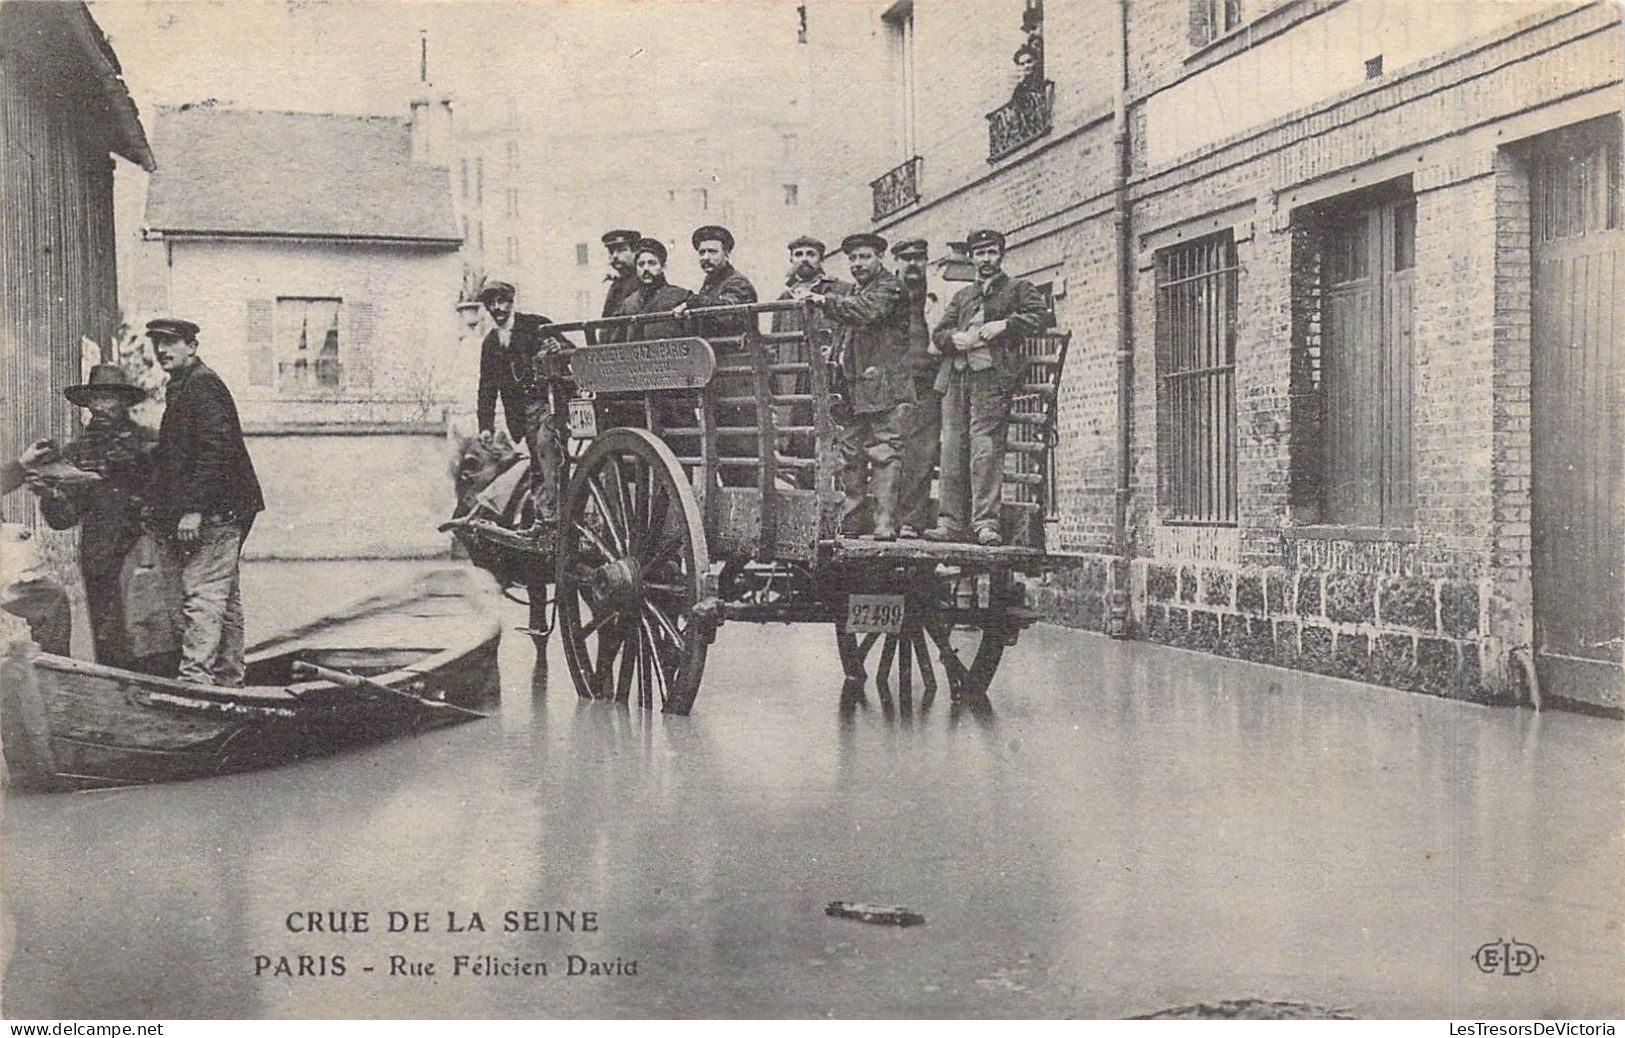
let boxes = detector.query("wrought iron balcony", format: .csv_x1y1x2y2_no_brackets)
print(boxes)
987,80,1054,162
869,156,922,222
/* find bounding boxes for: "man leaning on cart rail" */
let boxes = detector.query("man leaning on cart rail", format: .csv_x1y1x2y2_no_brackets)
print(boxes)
608,237,692,342
925,229,1052,547
802,232,913,541
773,235,852,480
474,277,571,530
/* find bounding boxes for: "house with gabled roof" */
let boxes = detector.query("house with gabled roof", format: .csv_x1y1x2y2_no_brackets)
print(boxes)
131,102,466,558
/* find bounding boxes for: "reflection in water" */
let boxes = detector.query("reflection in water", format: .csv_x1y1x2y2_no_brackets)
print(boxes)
3,562,1621,1019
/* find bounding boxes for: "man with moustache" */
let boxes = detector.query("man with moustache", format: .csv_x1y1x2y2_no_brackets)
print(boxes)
890,238,940,539
147,318,265,686
475,278,570,528
774,236,851,476
611,238,692,342
594,229,642,344
673,225,757,338
804,233,912,540
926,228,1051,546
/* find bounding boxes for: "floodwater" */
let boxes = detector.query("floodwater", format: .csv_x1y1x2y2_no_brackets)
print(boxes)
3,560,1621,1019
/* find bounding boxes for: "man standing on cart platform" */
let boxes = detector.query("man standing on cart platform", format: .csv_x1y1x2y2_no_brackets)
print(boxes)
475,278,569,528
611,238,692,342
925,229,1051,547
805,232,912,540
595,229,642,344
674,225,757,338
891,238,939,538
775,236,851,479
148,317,265,686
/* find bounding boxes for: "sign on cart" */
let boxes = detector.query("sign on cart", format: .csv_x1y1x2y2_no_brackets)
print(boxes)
568,398,598,439
846,594,905,634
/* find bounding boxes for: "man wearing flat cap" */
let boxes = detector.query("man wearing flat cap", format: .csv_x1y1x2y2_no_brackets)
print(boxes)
595,229,643,344
147,317,265,685
609,238,693,342
805,232,912,539
927,228,1052,546
475,278,571,529
771,236,852,476
675,225,757,338
27,365,161,670
890,239,941,538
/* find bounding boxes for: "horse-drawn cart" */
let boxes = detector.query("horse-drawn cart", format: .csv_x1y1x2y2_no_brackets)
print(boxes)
447,300,1068,714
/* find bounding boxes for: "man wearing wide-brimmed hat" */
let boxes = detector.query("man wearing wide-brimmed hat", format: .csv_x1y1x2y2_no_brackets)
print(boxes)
27,364,160,669
147,317,265,685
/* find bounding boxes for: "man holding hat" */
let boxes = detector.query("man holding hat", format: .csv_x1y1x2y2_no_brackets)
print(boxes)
889,239,941,538
805,232,912,539
674,225,757,338
25,365,159,669
927,228,1052,546
609,238,692,342
474,278,570,528
147,317,265,685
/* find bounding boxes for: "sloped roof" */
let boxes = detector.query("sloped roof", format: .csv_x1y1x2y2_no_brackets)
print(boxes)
144,106,459,244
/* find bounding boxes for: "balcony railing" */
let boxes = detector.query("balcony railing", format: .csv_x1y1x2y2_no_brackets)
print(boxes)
987,80,1054,162
869,155,922,222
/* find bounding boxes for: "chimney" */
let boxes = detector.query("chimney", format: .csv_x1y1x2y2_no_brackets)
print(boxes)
409,29,453,164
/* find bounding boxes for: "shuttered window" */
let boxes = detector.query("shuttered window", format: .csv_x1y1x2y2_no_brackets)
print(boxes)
274,297,342,394
1156,231,1238,524
1291,190,1416,527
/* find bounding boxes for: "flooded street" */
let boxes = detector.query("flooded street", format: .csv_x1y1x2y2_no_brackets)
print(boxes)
4,560,1621,1019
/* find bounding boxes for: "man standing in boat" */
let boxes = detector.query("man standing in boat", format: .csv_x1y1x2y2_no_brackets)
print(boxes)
148,318,265,687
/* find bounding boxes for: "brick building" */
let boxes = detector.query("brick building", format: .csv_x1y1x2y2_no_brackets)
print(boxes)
805,0,1622,711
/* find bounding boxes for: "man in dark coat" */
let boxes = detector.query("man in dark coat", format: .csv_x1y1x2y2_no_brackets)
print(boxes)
610,238,692,342
772,235,851,477
891,239,941,538
149,318,265,686
926,229,1052,546
674,225,757,338
35,365,159,670
475,279,570,528
594,229,642,345
805,233,913,539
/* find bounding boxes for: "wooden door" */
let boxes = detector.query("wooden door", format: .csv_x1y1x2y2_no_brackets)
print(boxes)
1530,120,1624,708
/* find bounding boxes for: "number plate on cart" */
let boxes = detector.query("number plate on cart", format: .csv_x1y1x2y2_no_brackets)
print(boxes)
846,594,905,634
567,398,598,439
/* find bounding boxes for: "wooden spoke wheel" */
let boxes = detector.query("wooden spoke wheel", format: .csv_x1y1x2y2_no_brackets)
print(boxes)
557,428,711,714
836,612,1013,708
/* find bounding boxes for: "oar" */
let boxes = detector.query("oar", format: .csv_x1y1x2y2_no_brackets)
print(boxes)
291,660,490,719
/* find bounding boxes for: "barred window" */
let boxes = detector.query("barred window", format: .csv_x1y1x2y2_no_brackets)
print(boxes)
1156,231,1238,524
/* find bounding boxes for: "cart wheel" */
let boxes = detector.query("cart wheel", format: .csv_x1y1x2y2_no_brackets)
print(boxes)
557,428,710,713
837,616,1011,707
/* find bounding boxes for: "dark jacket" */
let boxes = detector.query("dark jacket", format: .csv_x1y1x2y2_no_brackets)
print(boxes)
931,272,1052,387
900,273,937,382
477,312,568,442
41,415,157,577
156,360,264,527
824,268,913,414
771,272,851,336
688,262,758,339
602,272,640,319
610,279,693,342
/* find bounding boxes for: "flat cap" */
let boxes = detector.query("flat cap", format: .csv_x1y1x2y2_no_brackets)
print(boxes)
841,232,888,255
477,278,516,301
965,228,1007,251
634,237,668,264
601,229,641,248
691,225,734,251
890,238,930,259
146,317,200,339
786,235,826,254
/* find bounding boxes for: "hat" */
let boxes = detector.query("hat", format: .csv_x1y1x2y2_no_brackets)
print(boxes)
145,317,199,340
634,237,668,264
64,364,146,406
786,235,826,255
477,278,516,302
891,238,929,259
965,228,1007,251
691,225,735,251
841,232,888,255
601,229,641,249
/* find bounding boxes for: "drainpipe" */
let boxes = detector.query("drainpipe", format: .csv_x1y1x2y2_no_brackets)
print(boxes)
1106,0,1134,638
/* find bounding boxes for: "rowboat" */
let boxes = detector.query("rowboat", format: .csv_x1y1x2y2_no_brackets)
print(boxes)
0,567,503,791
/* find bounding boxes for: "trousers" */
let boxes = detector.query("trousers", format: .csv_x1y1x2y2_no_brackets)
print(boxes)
938,367,1011,535
175,518,248,686
898,379,942,530
524,396,565,521
837,404,909,529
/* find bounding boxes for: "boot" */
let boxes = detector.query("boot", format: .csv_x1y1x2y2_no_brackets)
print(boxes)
869,459,900,541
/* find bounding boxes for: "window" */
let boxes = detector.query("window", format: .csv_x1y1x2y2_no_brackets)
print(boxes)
783,184,799,206
1531,124,1621,243
506,236,520,265
882,1,917,160
1190,0,1243,48
505,188,520,218
1156,232,1238,524
476,158,484,205
461,216,469,244
505,141,518,171
695,188,709,211
477,220,484,254
575,290,591,316
273,297,342,393
1291,187,1417,527
460,159,469,200
575,242,590,266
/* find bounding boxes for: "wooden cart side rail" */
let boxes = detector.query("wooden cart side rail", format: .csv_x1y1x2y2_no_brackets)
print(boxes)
532,299,806,343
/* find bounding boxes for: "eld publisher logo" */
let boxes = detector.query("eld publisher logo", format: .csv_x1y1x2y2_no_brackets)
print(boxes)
1474,938,1542,976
